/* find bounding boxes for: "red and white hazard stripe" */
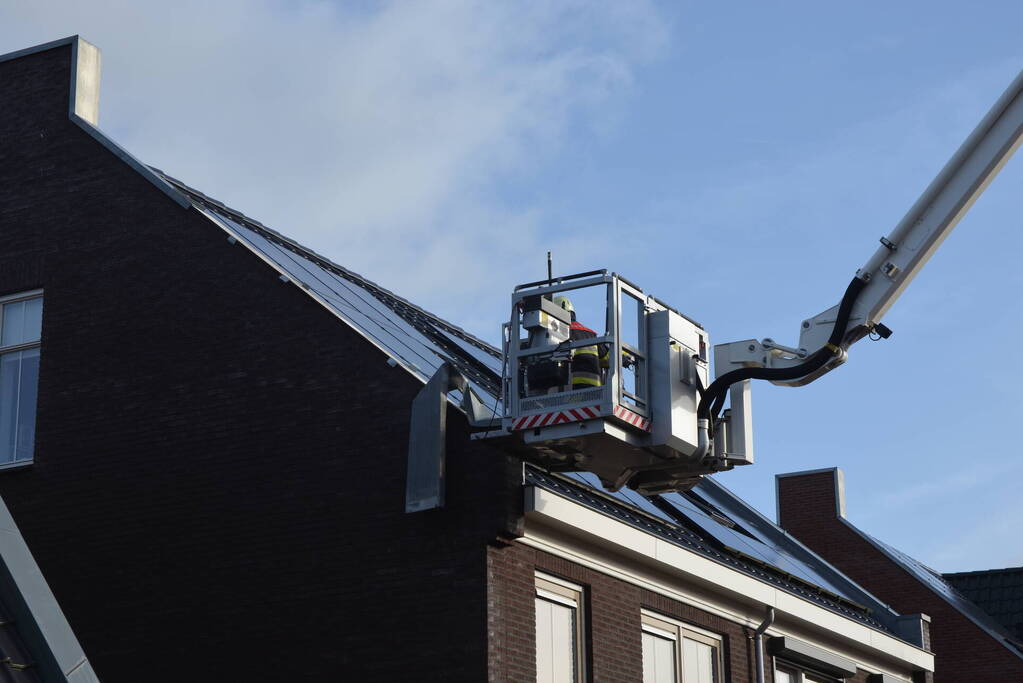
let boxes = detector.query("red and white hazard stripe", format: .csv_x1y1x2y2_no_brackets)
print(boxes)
613,405,651,432
511,405,601,431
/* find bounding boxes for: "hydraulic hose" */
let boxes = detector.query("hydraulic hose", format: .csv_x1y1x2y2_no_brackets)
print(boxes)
697,276,867,422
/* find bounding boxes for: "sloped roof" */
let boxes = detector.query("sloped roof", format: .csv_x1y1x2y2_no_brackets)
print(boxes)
944,566,1023,644
529,468,905,635
850,528,1023,659
151,168,503,411
148,166,917,640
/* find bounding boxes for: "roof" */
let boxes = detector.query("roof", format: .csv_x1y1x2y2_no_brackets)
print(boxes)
151,168,503,412
944,566,1023,644
526,467,911,636
145,165,929,642
847,525,1023,659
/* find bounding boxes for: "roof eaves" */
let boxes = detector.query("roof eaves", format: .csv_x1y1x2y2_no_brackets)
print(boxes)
528,467,894,635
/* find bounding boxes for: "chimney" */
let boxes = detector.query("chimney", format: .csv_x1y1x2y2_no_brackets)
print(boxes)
71,38,101,127
0,36,101,128
775,467,846,548
0,36,187,208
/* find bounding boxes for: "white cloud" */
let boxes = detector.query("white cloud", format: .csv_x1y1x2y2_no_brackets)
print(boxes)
1,0,668,337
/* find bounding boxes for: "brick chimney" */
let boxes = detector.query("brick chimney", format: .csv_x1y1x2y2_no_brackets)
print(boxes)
776,467,848,560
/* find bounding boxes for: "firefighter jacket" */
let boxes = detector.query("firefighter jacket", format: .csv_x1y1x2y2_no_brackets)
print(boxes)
569,321,609,388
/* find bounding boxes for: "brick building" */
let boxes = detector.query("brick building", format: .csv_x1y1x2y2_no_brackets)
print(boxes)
777,468,1023,682
0,36,936,682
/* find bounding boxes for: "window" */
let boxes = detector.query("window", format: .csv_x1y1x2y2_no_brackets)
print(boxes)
0,291,42,467
774,663,838,683
535,573,585,683
642,612,723,683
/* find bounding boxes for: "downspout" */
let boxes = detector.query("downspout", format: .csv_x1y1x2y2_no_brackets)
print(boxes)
754,606,776,683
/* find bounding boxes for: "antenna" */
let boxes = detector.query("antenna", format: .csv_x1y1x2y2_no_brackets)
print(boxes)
547,251,553,287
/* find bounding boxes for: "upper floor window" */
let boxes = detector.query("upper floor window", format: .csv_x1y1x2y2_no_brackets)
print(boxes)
0,291,42,467
774,664,837,683
642,612,723,683
535,573,585,683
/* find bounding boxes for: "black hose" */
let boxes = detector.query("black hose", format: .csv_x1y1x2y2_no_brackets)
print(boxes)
697,276,867,422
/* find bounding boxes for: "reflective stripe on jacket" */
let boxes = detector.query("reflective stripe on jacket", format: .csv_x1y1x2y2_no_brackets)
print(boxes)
570,321,606,388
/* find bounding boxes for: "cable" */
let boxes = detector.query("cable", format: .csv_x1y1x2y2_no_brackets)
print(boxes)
697,276,867,422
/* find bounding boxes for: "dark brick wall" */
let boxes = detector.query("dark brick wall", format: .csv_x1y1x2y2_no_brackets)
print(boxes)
487,542,883,682
777,470,1023,683
0,41,523,682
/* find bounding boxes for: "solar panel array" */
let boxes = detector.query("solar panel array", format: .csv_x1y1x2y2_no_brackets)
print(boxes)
863,532,1023,649
563,472,886,613
155,167,905,634
151,167,504,414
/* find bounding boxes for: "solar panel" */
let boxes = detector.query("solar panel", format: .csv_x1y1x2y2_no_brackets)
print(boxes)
863,532,1021,646
197,206,501,411
682,485,857,599
561,472,684,527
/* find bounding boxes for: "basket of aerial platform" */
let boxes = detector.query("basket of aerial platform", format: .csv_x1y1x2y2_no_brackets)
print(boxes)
478,269,752,492
403,270,754,513
483,270,753,495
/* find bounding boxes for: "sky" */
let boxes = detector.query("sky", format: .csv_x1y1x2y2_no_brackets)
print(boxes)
2,1,1022,573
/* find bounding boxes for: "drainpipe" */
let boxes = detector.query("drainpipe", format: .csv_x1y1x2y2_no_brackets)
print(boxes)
754,606,776,683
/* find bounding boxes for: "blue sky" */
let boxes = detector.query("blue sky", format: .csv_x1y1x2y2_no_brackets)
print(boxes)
3,1,1022,572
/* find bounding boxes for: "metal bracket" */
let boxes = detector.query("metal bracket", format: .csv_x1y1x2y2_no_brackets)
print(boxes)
405,363,465,513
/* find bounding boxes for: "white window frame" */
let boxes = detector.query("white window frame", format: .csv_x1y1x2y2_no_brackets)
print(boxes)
641,610,724,683
0,289,43,470
773,661,839,683
535,572,586,683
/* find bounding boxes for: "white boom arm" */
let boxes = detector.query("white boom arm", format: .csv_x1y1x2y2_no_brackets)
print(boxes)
717,68,1023,387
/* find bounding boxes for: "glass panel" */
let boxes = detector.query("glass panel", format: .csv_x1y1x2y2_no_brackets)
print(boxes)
773,668,794,683
1,298,43,348
643,631,678,683
0,348,39,464
681,637,715,683
22,297,42,344
536,597,578,683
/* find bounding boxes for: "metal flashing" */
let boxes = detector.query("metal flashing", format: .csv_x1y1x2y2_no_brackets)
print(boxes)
0,496,100,682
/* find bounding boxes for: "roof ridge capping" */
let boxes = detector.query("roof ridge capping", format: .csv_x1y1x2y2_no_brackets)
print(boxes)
0,35,188,208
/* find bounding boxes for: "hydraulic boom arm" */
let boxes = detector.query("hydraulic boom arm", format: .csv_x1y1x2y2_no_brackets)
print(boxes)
707,68,1023,422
